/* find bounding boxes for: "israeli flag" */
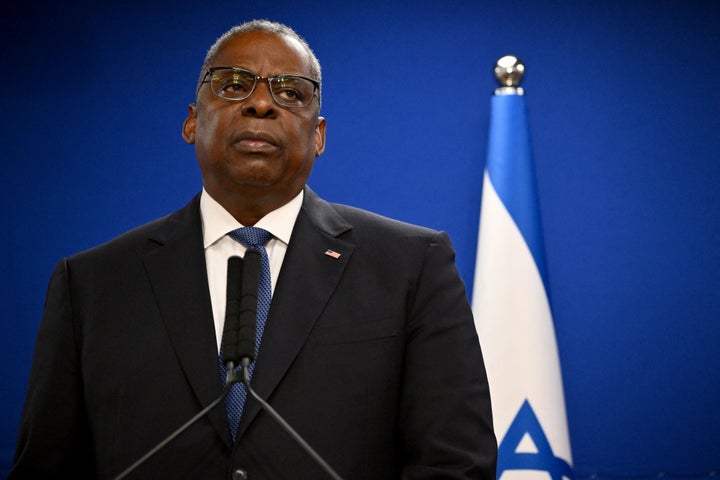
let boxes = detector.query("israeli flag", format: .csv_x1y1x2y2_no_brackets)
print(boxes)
472,87,574,480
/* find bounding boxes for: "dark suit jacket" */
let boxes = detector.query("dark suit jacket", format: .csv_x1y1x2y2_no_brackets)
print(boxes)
10,187,496,479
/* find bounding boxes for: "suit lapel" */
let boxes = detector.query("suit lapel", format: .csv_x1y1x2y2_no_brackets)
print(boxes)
140,195,232,447
236,188,354,438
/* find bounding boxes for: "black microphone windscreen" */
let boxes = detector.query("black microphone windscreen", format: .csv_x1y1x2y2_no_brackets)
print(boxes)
237,248,261,361
222,256,244,365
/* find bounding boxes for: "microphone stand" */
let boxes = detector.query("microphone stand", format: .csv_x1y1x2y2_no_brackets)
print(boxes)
113,252,344,480
237,358,345,480
112,360,345,480
112,383,233,480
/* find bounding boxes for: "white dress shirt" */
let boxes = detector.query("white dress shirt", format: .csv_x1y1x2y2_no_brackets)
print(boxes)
200,188,303,352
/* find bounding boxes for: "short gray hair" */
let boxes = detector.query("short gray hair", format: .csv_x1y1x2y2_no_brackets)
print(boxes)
196,20,322,107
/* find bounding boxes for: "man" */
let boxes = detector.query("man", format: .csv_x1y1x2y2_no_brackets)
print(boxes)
10,20,496,479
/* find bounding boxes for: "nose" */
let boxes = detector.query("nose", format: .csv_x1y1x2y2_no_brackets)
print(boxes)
241,78,276,118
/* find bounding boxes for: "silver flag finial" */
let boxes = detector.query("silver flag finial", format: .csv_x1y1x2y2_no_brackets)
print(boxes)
494,55,525,95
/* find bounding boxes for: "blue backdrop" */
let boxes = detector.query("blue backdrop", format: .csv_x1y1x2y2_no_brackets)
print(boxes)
2,1,718,478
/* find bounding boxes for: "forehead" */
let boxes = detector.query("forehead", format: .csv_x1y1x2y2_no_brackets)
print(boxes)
212,31,312,76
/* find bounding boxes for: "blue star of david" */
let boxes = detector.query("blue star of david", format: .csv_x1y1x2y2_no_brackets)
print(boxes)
497,399,574,480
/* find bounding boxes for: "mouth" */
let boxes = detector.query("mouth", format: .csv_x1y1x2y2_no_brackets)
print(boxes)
233,131,279,152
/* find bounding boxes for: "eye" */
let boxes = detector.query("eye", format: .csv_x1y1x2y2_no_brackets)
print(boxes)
212,70,255,98
276,88,302,101
223,83,246,93
272,76,313,106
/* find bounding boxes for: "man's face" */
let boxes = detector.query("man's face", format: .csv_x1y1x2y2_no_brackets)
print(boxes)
183,31,326,209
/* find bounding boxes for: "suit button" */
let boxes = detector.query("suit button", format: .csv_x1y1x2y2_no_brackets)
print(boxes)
231,467,248,480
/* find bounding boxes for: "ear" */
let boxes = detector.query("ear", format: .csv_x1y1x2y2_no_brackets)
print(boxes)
182,103,198,144
314,116,327,156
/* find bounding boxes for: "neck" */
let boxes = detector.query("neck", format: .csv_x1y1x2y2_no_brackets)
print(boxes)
205,186,301,226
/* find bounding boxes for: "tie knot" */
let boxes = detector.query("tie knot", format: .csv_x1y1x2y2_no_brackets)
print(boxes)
229,227,273,248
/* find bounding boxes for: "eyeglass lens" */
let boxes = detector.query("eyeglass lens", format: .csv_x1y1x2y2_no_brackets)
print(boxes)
209,69,315,107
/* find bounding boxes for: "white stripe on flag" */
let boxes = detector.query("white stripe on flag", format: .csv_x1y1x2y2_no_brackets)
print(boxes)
472,172,572,464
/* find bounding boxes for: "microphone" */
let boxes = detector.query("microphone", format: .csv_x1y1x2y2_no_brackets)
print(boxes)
232,249,345,480
224,248,260,382
111,256,244,480
114,253,345,480
237,248,262,368
222,255,247,378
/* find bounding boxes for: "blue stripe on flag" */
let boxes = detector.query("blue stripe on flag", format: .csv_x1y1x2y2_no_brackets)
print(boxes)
485,93,549,287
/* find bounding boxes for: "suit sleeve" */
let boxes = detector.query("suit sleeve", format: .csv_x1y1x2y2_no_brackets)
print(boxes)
399,231,497,479
9,259,95,479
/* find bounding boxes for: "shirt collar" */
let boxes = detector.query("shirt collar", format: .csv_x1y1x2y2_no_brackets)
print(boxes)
200,188,304,249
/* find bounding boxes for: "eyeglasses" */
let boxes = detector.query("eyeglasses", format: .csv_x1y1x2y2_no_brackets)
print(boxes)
198,67,320,108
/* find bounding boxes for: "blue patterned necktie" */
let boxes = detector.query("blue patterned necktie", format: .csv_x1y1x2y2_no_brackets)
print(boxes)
220,227,273,441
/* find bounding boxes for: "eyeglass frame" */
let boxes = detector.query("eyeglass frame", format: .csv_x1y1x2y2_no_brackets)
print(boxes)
197,66,321,108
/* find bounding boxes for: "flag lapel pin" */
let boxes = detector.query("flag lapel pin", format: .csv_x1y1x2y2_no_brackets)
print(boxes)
324,249,341,259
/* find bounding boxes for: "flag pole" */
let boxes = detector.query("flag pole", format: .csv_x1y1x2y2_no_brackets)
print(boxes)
472,55,574,479
493,54,525,96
